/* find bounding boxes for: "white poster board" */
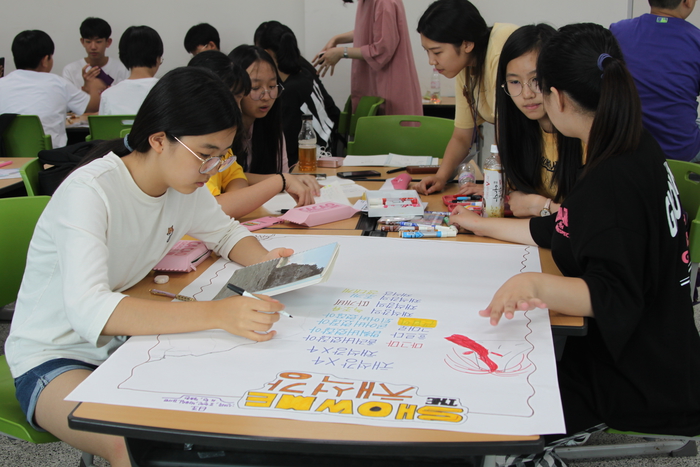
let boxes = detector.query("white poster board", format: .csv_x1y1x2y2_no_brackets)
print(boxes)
69,235,565,436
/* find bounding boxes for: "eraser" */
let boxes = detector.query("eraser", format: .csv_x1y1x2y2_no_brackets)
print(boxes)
154,275,169,284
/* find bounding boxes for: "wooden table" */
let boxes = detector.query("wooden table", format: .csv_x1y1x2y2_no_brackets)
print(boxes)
68,182,583,466
69,227,550,466
0,157,32,196
237,164,475,230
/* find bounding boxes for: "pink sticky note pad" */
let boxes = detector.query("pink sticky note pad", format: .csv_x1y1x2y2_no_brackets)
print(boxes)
153,240,211,272
391,173,412,190
280,202,359,227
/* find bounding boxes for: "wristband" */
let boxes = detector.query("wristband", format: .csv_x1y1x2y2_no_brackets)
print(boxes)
343,47,349,59
279,173,286,192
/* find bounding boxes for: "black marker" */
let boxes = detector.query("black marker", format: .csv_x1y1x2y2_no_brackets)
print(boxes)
226,283,293,318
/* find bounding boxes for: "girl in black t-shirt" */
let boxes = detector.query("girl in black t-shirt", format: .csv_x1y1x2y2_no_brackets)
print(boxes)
450,23,700,438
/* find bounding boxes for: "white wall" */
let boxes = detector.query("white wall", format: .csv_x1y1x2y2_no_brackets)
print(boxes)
1,0,635,108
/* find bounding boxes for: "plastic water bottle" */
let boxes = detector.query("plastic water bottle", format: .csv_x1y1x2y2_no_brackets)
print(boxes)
483,145,504,218
457,160,476,187
297,114,317,172
430,68,441,104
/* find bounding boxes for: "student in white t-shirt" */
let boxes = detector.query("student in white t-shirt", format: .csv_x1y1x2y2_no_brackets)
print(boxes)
6,66,293,467
98,26,163,115
62,17,129,90
0,30,102,147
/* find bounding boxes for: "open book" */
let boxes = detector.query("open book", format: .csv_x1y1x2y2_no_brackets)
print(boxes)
213,242,340,299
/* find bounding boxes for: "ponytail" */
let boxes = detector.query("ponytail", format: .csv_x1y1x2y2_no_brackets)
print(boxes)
586,54,642,174
254,21,302,75
537,23,643,176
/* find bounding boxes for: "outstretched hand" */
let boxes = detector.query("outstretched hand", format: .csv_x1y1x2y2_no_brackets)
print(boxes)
479,273,548,325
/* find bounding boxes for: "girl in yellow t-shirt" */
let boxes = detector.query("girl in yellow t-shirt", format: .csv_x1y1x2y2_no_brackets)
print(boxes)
414,0,517,195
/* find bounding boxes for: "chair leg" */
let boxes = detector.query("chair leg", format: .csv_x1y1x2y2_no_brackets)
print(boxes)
79,451,95,467
690,262,698,303
555,438,692,460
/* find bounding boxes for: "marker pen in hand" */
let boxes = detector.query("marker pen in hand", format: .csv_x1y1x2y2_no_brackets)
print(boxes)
226,283,293,318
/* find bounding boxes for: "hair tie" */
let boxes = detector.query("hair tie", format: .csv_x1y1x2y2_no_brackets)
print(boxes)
597,53,612,72
123,133,134,152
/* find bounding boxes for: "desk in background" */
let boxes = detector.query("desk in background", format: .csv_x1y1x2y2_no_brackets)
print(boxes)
423,96,456,120
0,157,32,198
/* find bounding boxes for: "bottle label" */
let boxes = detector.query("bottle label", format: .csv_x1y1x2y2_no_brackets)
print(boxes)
483,168,504,218
458,170,475,187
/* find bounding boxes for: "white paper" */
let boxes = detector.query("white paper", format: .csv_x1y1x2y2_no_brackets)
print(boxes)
0,169,21,180
343,154,437,167
68,235,565,436
315,182,351,206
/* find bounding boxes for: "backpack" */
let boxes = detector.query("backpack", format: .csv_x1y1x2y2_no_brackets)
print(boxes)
37,140,103,195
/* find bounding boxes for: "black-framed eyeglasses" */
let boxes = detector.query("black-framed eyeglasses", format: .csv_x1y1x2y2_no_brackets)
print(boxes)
248,83,284,101
501,77,541,97
173,136,236,174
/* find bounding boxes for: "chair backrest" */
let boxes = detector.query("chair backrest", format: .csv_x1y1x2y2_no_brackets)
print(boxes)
20,158,41,197
347,115,454,159
87,115,136,141
337,95,352,137
349,96,385,138
0,196,50,308
0,355,59,443
2,116,52,158
667,159,700,261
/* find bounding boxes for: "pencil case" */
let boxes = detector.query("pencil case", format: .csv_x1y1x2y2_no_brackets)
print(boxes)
279,202,359,227
443,195,483,213
153,240,211,272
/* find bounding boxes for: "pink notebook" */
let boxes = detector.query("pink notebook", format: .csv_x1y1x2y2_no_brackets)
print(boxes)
153,240,211,272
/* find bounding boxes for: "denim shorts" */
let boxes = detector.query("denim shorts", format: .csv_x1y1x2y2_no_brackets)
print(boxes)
14,358,97,431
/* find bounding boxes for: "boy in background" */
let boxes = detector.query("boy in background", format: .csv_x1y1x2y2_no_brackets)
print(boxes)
611,0,700,162
63,17,129,91
0,30,101,147
99,25,163,115
184,23,220,55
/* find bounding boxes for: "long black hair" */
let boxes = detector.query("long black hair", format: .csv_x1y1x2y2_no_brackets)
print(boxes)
254,21,303,76
417,0,490,101
85,67,241,162
187,50,251,159
229,45,285,174
537,23,643,176
496,24,582,203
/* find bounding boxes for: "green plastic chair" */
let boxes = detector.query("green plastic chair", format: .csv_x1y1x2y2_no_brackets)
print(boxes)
337,95,352,140
667,159,700,300
86,115,136,141
0,355,58,444
348,96,384,140
0,196,50,308
347,115,454,159
19,158,41,197
2,115,52,158
0,197,55,440
0,196,96,466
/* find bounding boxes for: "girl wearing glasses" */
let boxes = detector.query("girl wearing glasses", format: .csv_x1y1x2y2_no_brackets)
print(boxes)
6,67,293,467
464,24,583,218
414,0,517,196
452,23,700,444
188,50,321,218
229,45,289,175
